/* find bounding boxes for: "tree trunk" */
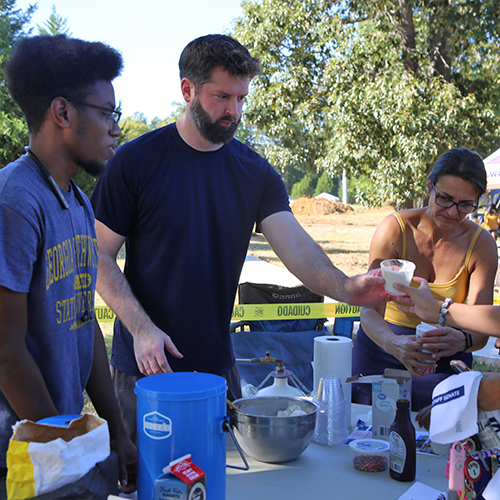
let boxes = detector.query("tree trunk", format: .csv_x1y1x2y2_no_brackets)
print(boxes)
427,0,452,82
428,33,452,81
398,0,418,75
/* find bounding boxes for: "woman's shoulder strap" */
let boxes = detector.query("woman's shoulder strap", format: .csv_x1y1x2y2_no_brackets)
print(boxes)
464,225,485,267
391,212,407,259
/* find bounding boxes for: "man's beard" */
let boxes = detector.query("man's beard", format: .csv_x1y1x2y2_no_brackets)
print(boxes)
189,97,240,145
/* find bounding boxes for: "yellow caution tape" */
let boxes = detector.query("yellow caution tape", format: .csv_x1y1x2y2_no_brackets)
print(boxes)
95,306,117,322
231,302,360,321
94,302,360,323
96,297,500,323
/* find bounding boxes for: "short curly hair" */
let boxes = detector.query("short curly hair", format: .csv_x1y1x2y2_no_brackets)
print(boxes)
179,34,260,89
6,34,123,133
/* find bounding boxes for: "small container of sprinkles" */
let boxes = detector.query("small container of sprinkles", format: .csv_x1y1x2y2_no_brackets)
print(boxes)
349,439,390,472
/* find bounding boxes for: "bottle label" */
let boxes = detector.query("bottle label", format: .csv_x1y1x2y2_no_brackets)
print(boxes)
390,431,407,473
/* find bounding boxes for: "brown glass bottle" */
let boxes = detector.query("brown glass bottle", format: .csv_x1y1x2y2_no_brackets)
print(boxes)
389,399,416,481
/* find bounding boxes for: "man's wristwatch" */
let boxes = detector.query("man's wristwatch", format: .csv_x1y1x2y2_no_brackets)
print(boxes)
458,330,473,353
439,297,452,326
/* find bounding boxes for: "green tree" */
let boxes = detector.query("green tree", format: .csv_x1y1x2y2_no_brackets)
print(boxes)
0,0,34,167
118,107,180,146
314,170,336,197
37,4,70,36
233,0,336,192
118,112,154,144
233,0,500,207
163,101,186,125
291,172,317,198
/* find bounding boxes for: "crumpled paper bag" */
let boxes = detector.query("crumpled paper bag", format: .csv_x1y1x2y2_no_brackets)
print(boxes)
6,414,110,499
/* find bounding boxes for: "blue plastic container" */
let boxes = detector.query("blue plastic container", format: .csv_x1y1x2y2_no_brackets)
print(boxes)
135,372,227,500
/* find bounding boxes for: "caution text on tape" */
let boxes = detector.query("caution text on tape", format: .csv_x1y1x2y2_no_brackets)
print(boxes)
231,302,360,321
95,306,116,322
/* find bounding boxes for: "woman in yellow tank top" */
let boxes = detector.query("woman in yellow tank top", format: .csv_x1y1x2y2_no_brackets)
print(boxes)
352,148,497,411
482,204,499,239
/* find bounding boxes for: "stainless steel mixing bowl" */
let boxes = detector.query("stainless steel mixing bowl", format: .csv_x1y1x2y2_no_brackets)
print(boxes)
230,396,318,463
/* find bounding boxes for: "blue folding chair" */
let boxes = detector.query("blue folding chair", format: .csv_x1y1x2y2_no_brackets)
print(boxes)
231,282,328,392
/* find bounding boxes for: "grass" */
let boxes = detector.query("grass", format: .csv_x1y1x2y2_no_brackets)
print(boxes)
249,204,392,276
82,316,115,415
473,360,500,372
82,260,123,415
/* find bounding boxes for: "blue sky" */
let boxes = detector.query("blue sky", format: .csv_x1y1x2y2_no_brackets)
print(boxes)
15,0,247,121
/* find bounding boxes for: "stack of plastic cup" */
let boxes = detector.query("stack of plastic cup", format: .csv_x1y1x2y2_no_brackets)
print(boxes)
313,375,348,446
415,322,437,374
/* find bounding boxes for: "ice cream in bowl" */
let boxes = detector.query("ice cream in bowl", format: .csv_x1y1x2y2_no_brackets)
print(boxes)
380,259,416,295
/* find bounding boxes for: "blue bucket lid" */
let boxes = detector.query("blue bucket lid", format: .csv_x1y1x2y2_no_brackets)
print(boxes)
37,415,82,427
135,372,227,401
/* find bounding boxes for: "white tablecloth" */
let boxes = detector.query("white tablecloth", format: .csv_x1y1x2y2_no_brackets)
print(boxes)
226,404,451,500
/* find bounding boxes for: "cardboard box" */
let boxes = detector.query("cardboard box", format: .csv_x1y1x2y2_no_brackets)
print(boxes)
347,369,411,441
155,455,206,500
155,473,206,500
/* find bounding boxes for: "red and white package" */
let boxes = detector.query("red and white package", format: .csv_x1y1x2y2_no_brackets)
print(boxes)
170,456,206,485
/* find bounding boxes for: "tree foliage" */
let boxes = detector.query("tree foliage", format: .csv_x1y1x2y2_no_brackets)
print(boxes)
291,172,317,198
0,0,34,167
118,112,157,144
233,0,500,207
233,0,337,193
37,4,71,36
314,170,336,197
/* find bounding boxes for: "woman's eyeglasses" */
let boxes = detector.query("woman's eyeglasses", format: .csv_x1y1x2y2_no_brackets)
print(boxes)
432,185,478,214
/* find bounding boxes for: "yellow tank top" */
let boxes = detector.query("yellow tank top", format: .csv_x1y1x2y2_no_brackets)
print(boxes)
484,213,499,231
384,212,483,328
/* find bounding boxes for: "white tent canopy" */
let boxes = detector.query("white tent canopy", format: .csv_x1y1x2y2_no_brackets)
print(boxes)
485,147,500,190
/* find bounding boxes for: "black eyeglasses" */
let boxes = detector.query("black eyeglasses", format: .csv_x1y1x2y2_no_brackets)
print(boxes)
65,97,121,125
432,185,478,214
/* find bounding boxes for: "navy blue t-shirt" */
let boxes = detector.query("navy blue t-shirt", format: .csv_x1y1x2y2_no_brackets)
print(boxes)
91,123,291,377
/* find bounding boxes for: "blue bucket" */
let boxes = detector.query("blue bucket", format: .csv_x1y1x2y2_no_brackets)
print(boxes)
135,372,227,500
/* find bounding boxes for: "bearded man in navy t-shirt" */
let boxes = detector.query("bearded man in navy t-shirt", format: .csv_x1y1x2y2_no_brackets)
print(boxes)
91,34,394,443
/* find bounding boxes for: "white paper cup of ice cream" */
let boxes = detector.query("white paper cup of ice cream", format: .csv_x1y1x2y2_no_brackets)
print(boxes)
380,259,416,295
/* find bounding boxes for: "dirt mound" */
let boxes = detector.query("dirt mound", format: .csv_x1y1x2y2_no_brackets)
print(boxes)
291,197,354,216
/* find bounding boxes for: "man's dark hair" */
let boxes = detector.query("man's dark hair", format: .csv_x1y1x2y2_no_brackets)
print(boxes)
428,148,487,197
6,34,123,133
179,34,260,88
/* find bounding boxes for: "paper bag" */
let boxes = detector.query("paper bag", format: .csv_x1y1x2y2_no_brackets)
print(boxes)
6,414,110,500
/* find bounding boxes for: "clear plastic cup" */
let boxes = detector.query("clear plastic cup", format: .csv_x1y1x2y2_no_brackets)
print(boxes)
313,376,348,446
380,259,416,295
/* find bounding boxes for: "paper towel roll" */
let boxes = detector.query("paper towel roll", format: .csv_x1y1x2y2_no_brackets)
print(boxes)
313,336,352,427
